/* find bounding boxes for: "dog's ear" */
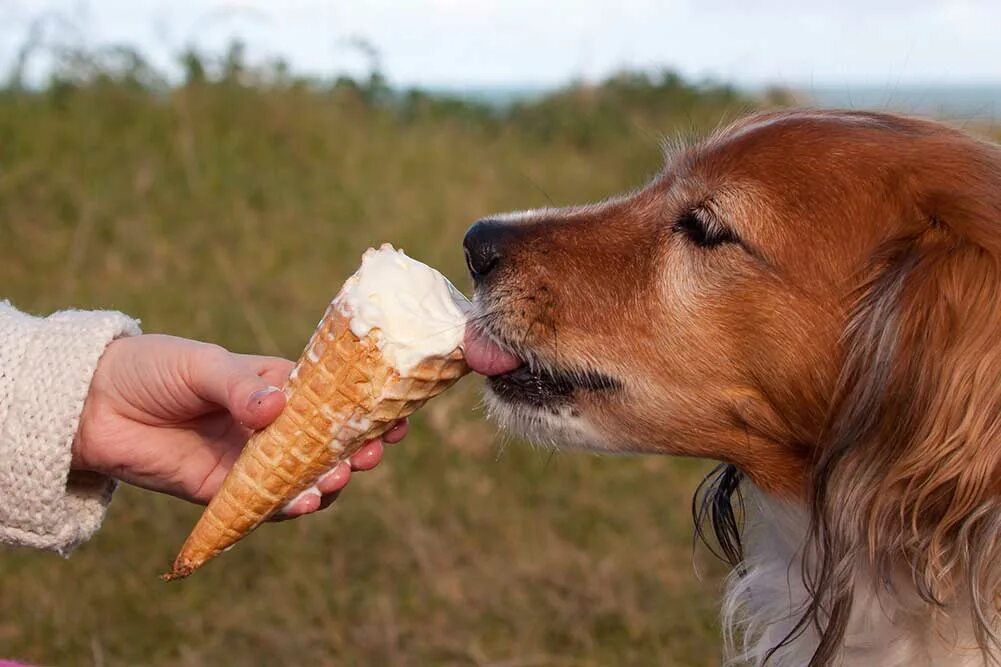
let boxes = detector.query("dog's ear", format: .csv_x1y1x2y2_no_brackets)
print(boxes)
796,209,1001,664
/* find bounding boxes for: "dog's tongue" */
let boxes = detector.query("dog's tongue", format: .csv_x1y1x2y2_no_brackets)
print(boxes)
463,326,523,376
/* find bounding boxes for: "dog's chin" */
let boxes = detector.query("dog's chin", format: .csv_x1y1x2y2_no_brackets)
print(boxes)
483,391,617,452
465,320,623,452
482,365,631,453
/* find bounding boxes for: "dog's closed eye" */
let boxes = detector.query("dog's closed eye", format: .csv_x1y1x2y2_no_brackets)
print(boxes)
673,208,737,249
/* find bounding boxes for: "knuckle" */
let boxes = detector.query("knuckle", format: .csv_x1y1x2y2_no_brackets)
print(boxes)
199,343,230,364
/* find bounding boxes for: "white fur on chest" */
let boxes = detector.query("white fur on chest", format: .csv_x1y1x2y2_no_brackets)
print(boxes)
723,486,988,667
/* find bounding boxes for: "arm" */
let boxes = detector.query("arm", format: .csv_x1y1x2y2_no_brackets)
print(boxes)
0,300,140,555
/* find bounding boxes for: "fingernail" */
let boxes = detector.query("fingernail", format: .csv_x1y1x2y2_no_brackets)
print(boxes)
248,385,282,410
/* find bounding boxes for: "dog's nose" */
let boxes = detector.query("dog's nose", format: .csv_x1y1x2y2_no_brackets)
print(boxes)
463,219,510,281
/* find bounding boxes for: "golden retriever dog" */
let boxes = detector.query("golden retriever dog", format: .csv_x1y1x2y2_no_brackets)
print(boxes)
461,110,1001,667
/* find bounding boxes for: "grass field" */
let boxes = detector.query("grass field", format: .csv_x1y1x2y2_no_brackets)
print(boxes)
14,52,997,666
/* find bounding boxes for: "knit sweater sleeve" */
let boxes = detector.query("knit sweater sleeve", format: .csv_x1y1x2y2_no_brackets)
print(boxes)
0,300,141,555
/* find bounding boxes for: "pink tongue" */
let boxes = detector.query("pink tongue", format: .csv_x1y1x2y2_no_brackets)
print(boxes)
463,326,523,376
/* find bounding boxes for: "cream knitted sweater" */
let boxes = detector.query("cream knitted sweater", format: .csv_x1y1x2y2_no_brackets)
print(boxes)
0,300,141,555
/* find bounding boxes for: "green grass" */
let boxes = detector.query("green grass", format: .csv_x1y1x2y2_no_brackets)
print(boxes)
0,65,762,666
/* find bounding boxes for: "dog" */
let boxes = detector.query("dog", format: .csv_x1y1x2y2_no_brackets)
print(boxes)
460,109,1001,667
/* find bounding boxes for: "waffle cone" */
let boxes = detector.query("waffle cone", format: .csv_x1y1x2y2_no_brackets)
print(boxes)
163,302,467,580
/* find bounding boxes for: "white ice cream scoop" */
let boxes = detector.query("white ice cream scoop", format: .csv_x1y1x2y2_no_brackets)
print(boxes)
340,243,470,375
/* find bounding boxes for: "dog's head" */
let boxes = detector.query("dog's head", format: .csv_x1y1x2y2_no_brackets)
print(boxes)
463,110,1001,663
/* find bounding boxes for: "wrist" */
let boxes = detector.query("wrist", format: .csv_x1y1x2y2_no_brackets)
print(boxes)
70,337,124,474
71,396,98,473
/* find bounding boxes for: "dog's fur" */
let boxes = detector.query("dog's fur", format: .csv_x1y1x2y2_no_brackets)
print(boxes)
466,110,1001,666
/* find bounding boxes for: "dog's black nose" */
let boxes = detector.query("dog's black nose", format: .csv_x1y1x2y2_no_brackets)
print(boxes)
463,218,510,281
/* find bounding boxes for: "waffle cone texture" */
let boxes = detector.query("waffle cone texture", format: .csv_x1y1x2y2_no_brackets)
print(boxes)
163,302,467,580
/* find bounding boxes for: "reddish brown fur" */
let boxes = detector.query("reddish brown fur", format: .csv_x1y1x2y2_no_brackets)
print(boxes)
473,109,1001,664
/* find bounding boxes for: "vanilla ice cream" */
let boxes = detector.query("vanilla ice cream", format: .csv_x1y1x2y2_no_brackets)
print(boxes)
339,243,469,374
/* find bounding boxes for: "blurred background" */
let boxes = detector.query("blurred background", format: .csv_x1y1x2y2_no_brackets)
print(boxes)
1,2,999,666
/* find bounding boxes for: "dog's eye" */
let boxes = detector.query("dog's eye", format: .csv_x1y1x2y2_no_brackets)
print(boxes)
673,210,737,248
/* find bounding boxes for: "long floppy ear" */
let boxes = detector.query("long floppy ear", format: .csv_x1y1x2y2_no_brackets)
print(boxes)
794,219,1001,665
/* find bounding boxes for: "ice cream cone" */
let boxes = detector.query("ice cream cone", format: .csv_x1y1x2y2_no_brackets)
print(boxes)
163,246,469,580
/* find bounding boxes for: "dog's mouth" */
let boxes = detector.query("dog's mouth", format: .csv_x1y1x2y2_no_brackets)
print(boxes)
463,324,620,409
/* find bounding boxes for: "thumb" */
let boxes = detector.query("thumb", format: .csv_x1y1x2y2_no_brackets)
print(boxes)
189,346,287,429
239,384,286,429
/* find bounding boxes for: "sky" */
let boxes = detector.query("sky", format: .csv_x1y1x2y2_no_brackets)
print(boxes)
1,0,1000,89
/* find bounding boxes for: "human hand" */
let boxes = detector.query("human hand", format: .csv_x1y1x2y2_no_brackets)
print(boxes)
71,334,407,517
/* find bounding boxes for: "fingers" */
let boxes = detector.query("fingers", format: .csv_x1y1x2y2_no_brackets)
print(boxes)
275,466,345,519
383,419,408,444
276,489,343,520
257,416,407,521
273,461,350,519
349,439,384,471
272,436,389,519
274,488,323,520
188,347,290,430
241,386,285,429
316,462,352,494
291,489,323,514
